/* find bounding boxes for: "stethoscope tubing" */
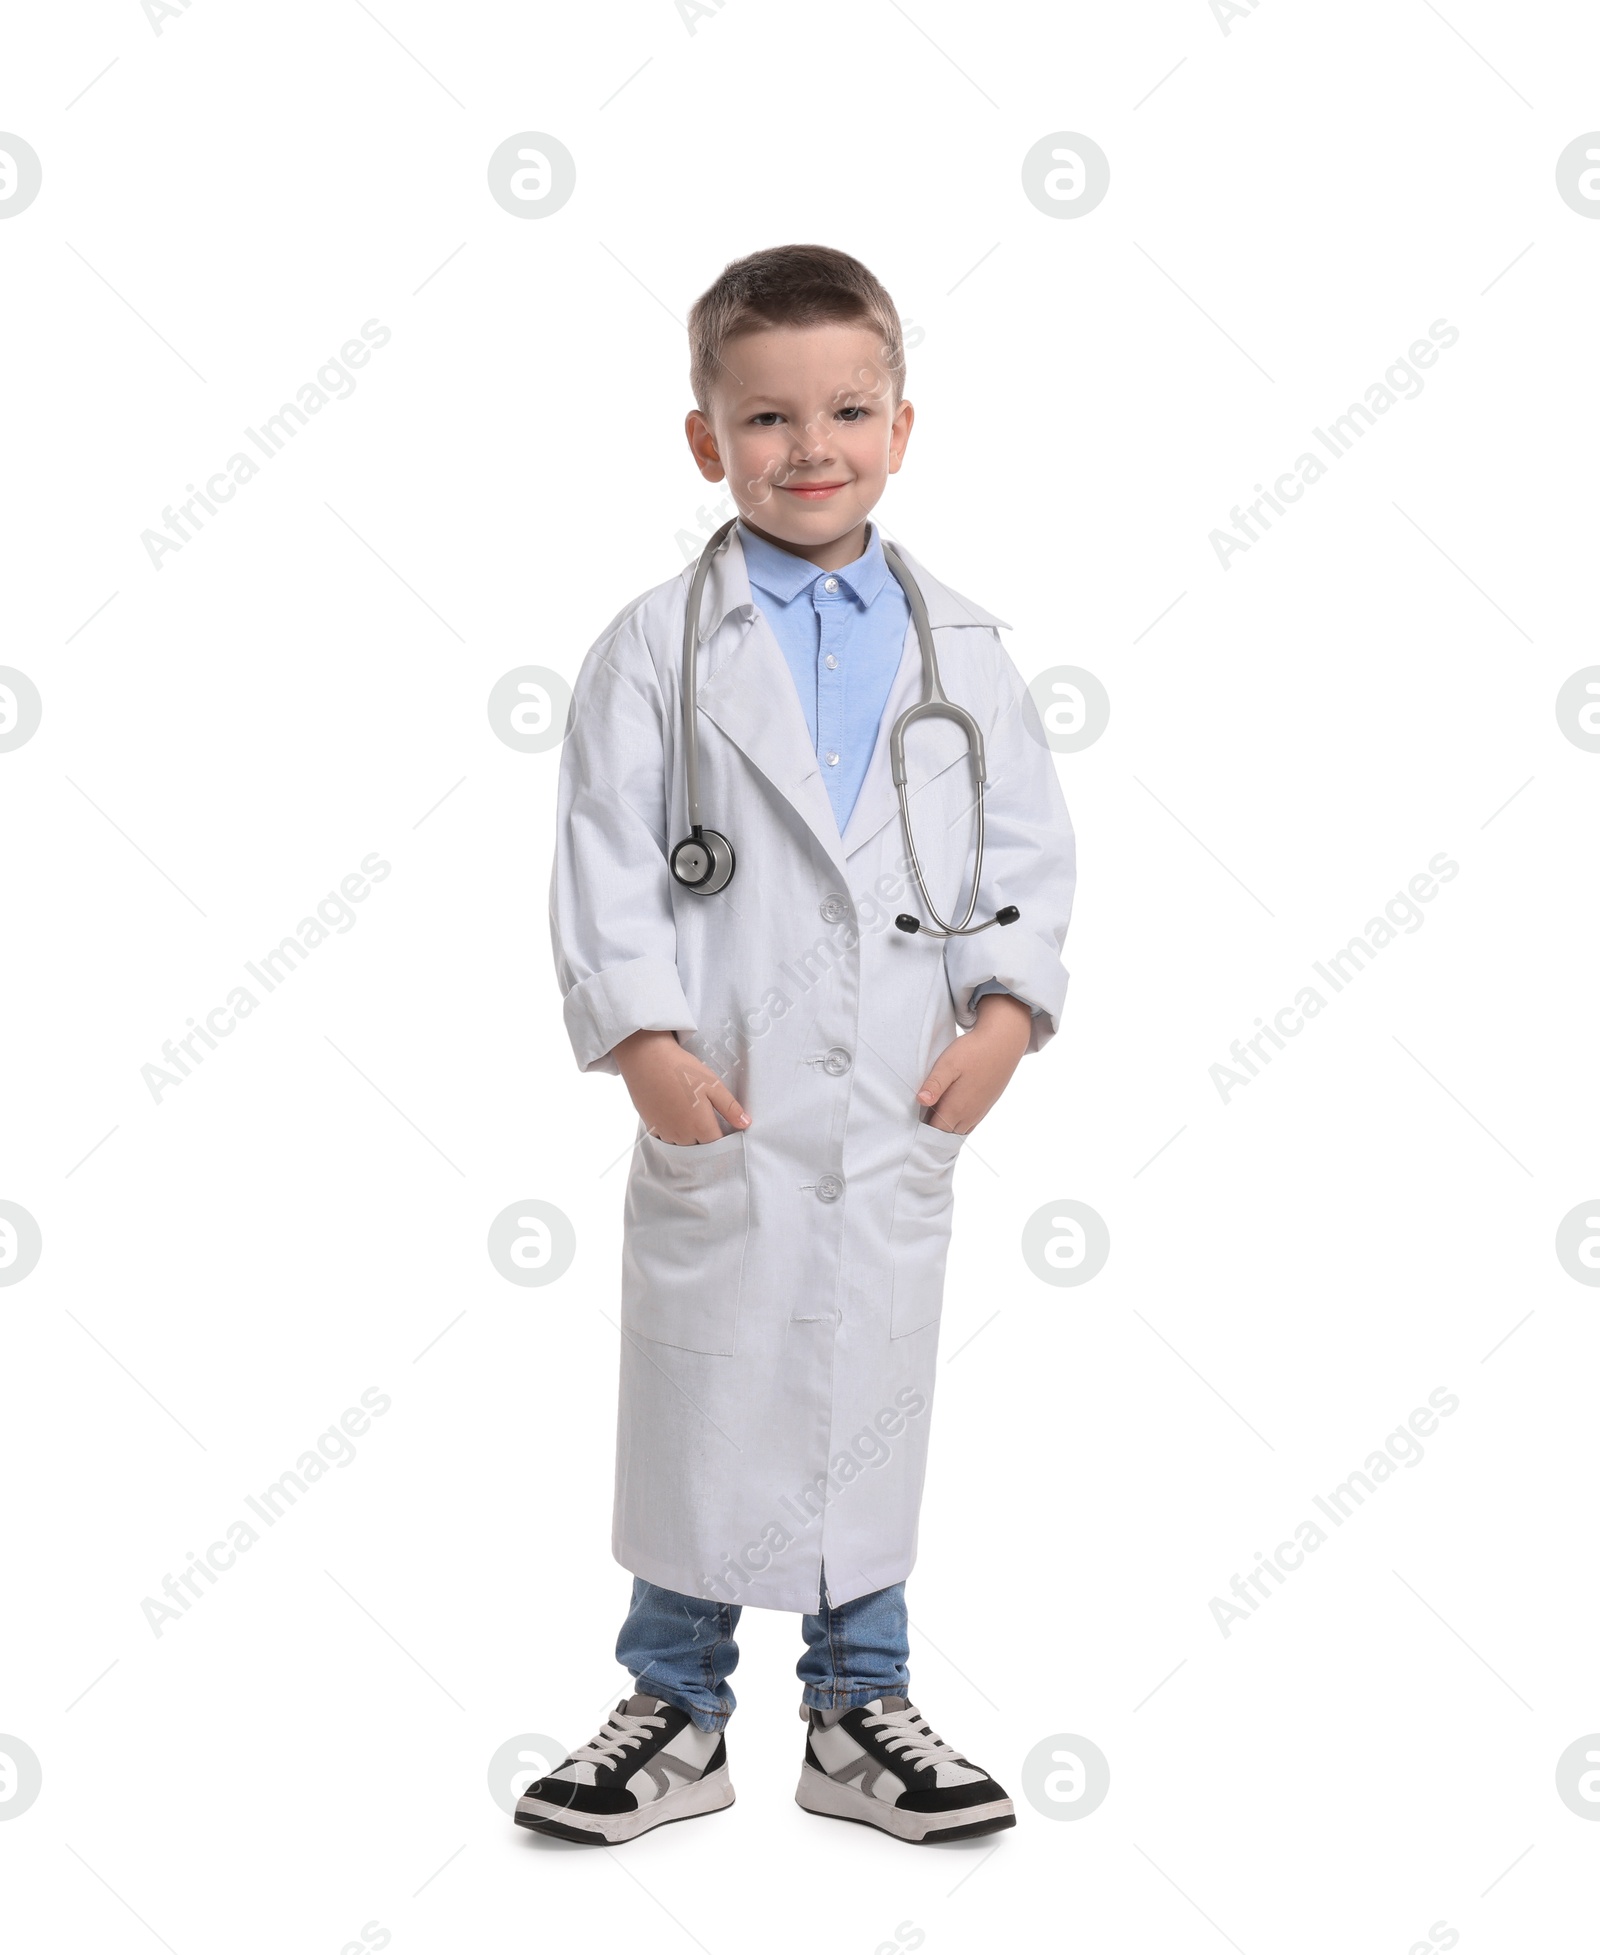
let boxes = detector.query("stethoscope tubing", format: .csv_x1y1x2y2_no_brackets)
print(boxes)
677,517,1008,937
680,517,739,837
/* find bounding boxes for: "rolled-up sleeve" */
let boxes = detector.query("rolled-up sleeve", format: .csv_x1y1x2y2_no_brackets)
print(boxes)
969,979,1034,1012
942,636,1076,1056
549,615,697,1076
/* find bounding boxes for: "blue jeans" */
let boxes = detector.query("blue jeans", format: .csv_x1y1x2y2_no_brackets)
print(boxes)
615,1568,910,1733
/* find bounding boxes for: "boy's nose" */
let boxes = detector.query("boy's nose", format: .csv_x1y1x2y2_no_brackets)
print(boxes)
785,440,836,476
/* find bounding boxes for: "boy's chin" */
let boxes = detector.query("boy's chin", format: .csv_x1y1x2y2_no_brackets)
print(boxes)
758,493,877,534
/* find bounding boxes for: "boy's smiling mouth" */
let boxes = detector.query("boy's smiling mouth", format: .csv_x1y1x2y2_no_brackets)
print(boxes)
780,481,848,500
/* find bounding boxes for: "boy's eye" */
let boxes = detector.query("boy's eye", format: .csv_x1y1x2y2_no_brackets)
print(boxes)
748,406,869,426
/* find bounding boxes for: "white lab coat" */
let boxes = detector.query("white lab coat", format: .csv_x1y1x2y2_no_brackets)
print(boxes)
549,527,1075,1612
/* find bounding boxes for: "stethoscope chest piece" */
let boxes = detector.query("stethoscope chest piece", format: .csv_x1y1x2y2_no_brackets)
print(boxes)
670,827,736,894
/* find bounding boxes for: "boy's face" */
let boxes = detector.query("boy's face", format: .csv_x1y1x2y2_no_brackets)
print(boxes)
685,321,913,562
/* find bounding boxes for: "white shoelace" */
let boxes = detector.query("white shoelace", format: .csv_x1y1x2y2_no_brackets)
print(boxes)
569,1706,666,1769
861,1702,966,1772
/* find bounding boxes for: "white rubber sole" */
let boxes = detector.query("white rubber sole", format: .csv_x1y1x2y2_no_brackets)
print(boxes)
794,1765,1016,1843
516,1764,735,1845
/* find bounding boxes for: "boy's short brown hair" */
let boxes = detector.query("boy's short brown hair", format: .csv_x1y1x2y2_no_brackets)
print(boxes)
688,244,905,417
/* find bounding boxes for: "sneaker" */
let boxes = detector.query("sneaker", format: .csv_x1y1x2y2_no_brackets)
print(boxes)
796,1697,1016,1843
514,1693,734,1845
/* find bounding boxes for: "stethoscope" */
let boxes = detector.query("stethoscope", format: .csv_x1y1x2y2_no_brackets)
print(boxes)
669,517,1021,938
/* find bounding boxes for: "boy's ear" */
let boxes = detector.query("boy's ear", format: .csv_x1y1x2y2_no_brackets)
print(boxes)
886,398,915,474
685,408,727,482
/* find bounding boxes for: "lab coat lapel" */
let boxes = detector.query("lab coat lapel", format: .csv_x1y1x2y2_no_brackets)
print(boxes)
839,614,925,860
694,604,852,884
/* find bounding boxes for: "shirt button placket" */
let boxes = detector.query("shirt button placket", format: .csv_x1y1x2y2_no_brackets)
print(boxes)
816,576,846,813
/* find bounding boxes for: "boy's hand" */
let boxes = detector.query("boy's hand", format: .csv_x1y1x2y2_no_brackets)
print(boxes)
614,1028,752,1145
915,992,1033,1133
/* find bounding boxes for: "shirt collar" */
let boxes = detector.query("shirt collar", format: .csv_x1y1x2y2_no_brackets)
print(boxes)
735,515,892,612
684,524,1012,648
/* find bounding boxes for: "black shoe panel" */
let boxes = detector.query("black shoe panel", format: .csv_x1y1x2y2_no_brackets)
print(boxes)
897,1776,1008,1813
521,1776,638,1816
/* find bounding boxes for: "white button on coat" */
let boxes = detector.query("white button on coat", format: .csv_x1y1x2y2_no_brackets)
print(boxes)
549,527,1076,1612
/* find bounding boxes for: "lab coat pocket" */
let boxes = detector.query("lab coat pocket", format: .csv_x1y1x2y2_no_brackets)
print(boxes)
621,1126,750,1356
888,1119,968,1339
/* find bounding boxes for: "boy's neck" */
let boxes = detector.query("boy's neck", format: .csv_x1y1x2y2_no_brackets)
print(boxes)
739,516,870,573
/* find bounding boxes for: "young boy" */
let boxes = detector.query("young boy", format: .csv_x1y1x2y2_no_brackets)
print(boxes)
525,245,1075,1846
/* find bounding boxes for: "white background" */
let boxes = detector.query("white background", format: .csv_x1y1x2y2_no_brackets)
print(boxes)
3,1,1598,1950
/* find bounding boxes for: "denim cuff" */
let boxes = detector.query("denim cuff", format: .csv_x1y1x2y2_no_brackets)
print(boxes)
799,1679,911,1714
634,1680,733,1734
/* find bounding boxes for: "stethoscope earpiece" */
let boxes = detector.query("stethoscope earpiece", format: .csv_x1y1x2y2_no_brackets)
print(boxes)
896,905,1017,936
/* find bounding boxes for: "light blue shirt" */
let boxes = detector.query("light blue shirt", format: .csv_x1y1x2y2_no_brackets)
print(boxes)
737,516,1026,1015
737,515,908,836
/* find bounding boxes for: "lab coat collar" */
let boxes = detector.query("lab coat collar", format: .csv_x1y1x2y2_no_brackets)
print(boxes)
687,524,1008,881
